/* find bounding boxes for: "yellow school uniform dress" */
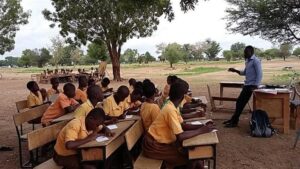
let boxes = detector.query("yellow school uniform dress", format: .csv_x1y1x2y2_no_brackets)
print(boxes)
27,91,43,108
180,94,193,108
74,100,95,118
74,88,88,103
47,88,62,97
148,101,184,144
103,95,127,117
140,102,160,131
41,93,78,126
54,117,90,156
125,96,142,109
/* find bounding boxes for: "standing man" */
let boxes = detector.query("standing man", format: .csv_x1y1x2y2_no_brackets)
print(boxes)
98,58,107,80
224,46,262,128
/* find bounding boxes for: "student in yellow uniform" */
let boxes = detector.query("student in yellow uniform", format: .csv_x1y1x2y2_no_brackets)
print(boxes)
143,82,215,169
54,108,113,169
74,76,88,104
125,89,143,110
157,75,178,107
41,83,79,126
128,78,136,93
74,85,103,118
140,81,160,131
100,77,113,93
47,77,62,97
102,85,130,119
26,81,44,108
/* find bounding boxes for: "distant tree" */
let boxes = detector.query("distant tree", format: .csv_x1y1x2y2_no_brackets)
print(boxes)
144,52,156,64
0,0,30,54
87,42,108,62
122,49,138,64
204,40,221,60
263,48,280,60
61,45,76,66
225,0,300,43
137,54,145,64
82,55,97,65
182,44,192,63
223,50,233,62
279,43,293,61
4,56,19,67
293,47,300,58
230,42,245,60
156,43,167,62
37,48,52,67
50,36,65,67
163,43,183,68
71,48,83,65
19,49,38,67
190,42,207,61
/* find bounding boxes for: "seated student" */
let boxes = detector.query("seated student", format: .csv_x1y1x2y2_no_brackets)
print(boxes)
102,86,130,119
157,75,178,107
26,81,44,108
88,78,96,87
128,78,136,93
74,76,88,104
47,77,62,97
41,83,79,126
74,85,103,118
125,89,143,110
143,82,215,169
140,81,160,131
54,108,113,169
101,77,113,93
177,79,206,114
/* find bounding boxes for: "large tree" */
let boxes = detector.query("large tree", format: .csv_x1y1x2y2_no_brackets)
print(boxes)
0,0,30,54
163,43,183,68
43,1,171,80
121,49,138,64
204,39,221,60
225,0,300,43
293,47,300,58
279,43,293,61
230,42,245,60
87,42,108,62
43,0,207,80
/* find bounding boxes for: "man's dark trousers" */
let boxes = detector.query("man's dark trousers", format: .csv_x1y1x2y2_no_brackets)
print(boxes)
231,85,257,124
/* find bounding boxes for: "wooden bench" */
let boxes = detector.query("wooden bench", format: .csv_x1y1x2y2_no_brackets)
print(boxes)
124,120,163,169
207,85,238,111
13,104,50,168
27,121,69,169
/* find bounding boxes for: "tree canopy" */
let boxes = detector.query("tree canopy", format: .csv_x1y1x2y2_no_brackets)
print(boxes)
0,0,30,54
225,0,300,43
163,43,183,68
204,39,221,60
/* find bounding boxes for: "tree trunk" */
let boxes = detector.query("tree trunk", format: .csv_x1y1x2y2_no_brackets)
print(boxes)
170,62,173,68
107,41,122,81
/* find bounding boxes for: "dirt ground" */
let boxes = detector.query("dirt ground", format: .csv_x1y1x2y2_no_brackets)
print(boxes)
0,59,300,169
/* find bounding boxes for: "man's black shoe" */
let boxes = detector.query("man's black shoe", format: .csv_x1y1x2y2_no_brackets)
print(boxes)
223,119,232,124
224,123,238,128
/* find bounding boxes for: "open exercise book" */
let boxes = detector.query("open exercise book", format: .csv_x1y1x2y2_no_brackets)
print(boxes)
189,119,218,132
255,88,290,95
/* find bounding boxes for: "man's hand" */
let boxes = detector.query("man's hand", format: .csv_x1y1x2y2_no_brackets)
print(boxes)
87,130,101,141
228,68,237,72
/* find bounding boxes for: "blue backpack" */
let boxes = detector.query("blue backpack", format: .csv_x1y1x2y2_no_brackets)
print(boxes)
250,109,274,137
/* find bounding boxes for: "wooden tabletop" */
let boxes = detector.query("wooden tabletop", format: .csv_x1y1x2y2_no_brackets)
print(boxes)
183,132,219,147
220,81,244,85
52,112,75,123
184,117,207,122
79,120,135,148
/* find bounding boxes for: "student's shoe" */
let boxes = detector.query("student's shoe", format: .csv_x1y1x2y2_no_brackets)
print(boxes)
223,119,232,124
224,123,238,128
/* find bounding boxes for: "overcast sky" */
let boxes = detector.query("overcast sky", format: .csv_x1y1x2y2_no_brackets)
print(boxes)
1,0,275,59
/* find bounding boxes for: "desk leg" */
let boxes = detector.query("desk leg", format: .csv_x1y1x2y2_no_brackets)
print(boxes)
220,85,223,105
213,144,216,169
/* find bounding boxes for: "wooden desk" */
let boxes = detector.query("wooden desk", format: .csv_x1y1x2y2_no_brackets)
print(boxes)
78,120,136,168
219,81,244,104
253,89,290,134
183,132,219,169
